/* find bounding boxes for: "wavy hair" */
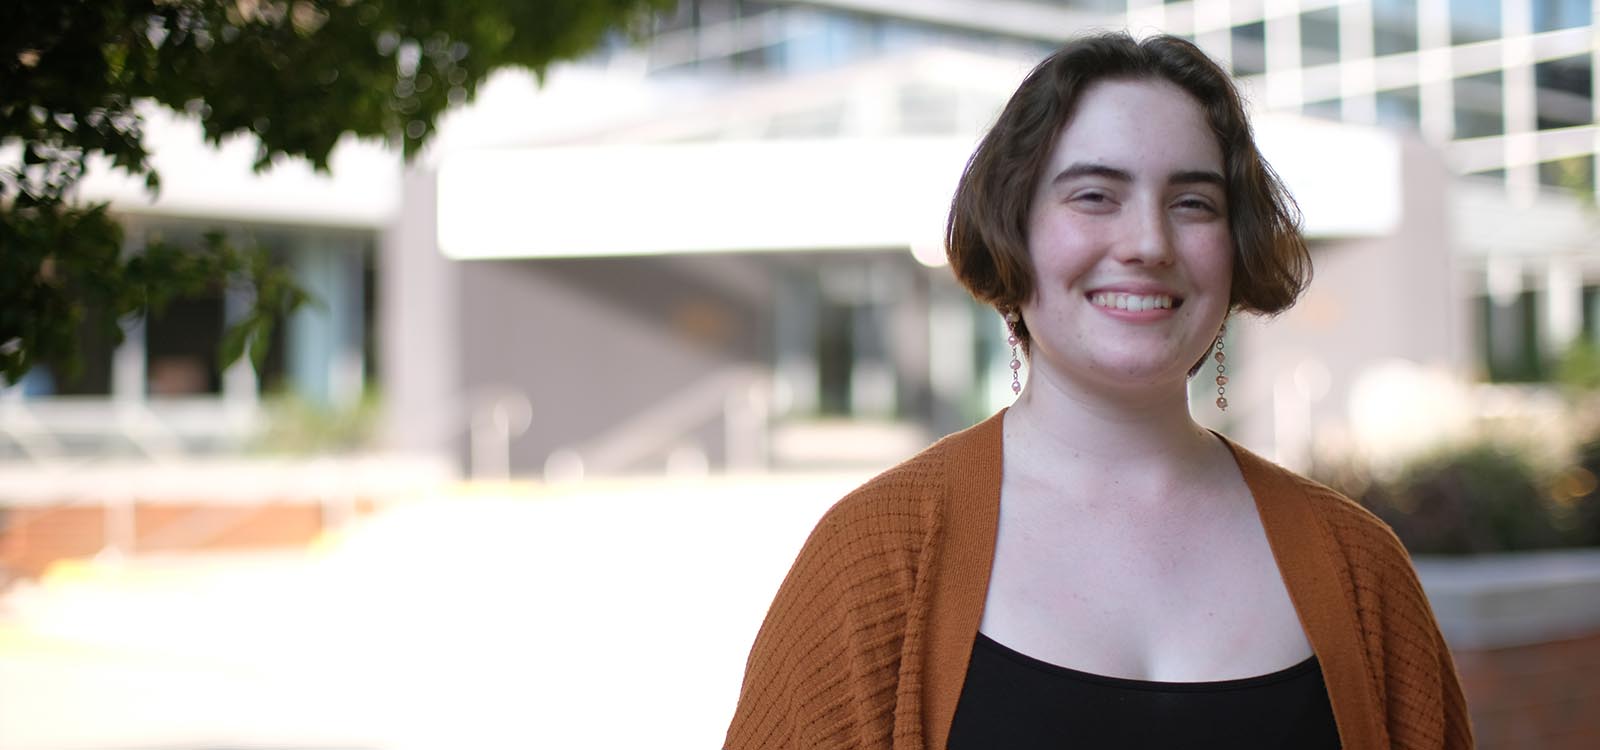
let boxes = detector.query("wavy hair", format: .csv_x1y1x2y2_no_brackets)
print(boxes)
946,32,1310,354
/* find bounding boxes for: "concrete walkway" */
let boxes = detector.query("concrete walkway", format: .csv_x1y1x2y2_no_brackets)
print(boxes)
0,472,867,750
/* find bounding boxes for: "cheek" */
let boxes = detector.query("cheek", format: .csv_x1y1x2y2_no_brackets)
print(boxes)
1027,215,1100,280
1186,227,1234,284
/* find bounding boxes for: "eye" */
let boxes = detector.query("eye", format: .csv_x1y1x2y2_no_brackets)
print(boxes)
1173,196,1221,214
1070,190,1116,208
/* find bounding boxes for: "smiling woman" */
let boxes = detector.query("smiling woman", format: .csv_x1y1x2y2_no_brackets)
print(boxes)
725,32,1472,750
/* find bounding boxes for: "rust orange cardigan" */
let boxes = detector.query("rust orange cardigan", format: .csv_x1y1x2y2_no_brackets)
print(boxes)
725,410,1472,749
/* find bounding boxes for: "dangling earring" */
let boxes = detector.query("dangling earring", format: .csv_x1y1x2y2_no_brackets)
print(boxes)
1213,322,1228,411
1005,310,1022,395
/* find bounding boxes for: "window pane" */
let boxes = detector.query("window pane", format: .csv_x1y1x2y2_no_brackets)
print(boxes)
1231,22,1267,76
147,294,224,396
39,304,116,396
1539,155,1594,192
1536,54,1592,130
1534,0,1591,32
1377,86,1421,129
1454,71,1505,138
1374,0,1418,56
1301,8,1340,67
1480,290,1544,382
1450,0,1499,45
1304,98,1342,120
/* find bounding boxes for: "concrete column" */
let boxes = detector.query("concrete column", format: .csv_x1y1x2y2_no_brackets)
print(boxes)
1340,0,1378,124
112,223,147,404
111,317,147,404
850,262,894,418
1417,0,1454,143
221,281,259,425
1264,0,1304,110
927,281,975,435
1502,0,1538,205
1543,257,1583,357
1592,0,1600,209
1193,0,1234,72
1487,257,1527,376
380,166,462,458
774,273,819,416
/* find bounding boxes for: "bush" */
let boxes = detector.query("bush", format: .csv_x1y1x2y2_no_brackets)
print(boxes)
1563,437,1600,547
1343,444,1566,555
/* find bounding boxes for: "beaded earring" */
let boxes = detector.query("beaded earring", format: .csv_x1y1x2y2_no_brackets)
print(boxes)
1005,310,1022,395
1213,322,1228,410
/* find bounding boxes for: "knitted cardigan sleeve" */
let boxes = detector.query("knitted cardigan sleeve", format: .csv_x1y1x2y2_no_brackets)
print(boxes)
724,456,943,750
1311,484,1475,749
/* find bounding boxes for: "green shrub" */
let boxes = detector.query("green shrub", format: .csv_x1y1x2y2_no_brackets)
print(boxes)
1556,340,1600,391
1347,444,1566,555
1562,437,1600,547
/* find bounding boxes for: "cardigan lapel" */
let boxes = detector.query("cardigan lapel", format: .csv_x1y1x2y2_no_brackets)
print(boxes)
913,416,1386,749
1220,436,1386,750
919,409,1005,750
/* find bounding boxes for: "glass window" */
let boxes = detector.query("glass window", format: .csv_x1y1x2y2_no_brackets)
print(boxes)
1454,71,1505,138
1535,54,1592,130
1479,290,1544,382
146,294,224,396
1467,168,1507,183
1534,0,1591,32
1539,155,1594,192
1376,86,1421,129
1231,22,1267,76
1373,0,1418,56
1450,0,1499,45
1303,98,1343,120
1582,285,1599,342
1301,8,1340,67
36,303,116,396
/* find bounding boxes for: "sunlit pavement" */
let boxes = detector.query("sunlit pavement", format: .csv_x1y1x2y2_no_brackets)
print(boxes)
0,472,870,750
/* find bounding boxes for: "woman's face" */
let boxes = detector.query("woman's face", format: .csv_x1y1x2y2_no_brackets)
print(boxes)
1019,77,1233,396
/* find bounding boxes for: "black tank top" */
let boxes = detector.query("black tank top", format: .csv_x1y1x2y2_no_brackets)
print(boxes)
947,632,1342,749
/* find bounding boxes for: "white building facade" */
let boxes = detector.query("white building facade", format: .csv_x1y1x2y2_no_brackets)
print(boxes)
6,0,1598,477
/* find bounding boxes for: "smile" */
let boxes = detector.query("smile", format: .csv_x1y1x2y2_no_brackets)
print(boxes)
1089,292,1177,312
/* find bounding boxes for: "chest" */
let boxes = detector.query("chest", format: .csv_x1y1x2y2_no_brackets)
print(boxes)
976,481,1314,682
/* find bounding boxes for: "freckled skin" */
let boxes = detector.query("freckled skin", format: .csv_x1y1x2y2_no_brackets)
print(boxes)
983,78,1311,682
1020,78,1232,399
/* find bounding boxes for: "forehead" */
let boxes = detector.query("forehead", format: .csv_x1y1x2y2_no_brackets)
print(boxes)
1044,78,1222,173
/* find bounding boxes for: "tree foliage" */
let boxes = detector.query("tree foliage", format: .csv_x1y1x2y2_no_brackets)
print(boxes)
2,0,674,385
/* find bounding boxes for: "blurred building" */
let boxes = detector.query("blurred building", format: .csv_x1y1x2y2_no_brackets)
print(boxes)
398,0,1600,475
5,0,1600,478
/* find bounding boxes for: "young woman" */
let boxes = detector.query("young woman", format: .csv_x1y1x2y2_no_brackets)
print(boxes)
725,32,1471,750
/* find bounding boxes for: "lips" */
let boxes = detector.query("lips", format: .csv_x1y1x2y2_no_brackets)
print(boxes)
1088,291,1180,312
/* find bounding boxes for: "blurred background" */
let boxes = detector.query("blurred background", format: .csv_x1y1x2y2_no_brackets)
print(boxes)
3,0,1600,747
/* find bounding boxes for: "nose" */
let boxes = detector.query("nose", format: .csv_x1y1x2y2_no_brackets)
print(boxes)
1115,202,1177,266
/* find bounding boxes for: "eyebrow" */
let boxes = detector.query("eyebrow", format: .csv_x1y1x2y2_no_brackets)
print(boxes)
1050,162,1225,188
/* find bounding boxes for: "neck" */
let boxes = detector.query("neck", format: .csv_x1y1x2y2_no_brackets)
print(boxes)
1004,368,1218,482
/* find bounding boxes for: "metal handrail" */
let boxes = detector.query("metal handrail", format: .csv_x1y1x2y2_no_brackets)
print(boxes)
544,366,772,480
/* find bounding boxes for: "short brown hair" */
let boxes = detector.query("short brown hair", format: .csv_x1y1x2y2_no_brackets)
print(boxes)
945,32,1310,353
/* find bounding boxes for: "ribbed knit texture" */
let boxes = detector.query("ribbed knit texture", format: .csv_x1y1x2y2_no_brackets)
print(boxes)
728,446,948,750
725,411,1473,749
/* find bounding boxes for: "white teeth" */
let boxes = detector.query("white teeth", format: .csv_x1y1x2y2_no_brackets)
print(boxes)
1091,292,1174,311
